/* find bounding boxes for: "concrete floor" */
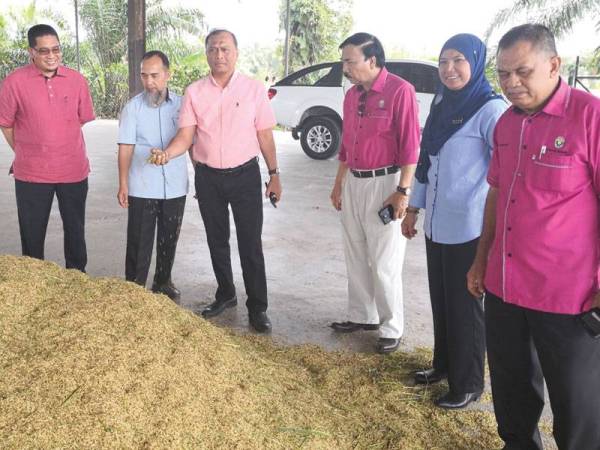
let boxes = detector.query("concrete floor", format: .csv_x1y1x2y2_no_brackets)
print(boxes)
0,120,433,353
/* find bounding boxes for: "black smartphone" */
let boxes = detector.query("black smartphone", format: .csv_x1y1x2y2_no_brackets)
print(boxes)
580,308,600,338
378,205,394,225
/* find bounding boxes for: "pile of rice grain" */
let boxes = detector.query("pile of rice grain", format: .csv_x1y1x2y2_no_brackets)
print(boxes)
0,255,502,449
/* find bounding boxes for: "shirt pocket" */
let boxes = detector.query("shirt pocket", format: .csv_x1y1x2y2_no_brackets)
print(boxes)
529,152,573,192
366,110,392,135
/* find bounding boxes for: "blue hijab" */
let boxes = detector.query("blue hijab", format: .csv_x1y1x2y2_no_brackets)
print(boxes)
415,34,501,183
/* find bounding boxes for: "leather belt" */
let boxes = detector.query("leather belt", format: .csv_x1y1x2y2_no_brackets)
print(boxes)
195,157,258,175
350,165,399,178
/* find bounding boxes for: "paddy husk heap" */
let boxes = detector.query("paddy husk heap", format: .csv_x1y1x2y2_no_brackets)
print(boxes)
0,255,502,449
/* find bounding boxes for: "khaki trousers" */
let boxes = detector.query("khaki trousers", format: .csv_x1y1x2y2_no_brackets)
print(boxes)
341,172,406,339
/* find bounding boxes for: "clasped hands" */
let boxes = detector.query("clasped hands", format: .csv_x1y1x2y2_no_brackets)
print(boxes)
148,148,169,165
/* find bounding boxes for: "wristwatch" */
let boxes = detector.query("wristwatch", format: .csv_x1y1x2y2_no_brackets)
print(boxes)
396,186,411,196
268,167,280,176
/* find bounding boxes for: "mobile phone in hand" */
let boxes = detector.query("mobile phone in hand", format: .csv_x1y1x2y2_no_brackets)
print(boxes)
378,205,394,225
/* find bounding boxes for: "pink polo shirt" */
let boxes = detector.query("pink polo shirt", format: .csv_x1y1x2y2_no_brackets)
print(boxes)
338,67,420,170
485,79,600,314
178,71,276,169
0,64,95,183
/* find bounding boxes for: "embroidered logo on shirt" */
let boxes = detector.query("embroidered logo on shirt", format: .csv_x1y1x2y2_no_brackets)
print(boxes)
378,99,385,109
554,136,565,149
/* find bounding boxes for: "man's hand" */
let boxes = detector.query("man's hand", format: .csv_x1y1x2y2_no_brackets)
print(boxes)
401,211,418,239
117,185,129,208
330,182,342,211
148,148,170,165
383,192,409,220
265,175,282,204
467,258,486,298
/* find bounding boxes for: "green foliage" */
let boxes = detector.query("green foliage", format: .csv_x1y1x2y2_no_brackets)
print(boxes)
169,49,209,96
238,43,283,83
279,0,353,73
486,0,600,68
76,0,206,118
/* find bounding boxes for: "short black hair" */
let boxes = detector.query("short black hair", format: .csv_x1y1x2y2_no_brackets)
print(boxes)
498,23,557,56
27,24,59,48
339,32,385,68
142,50,170,69
205,29,238,48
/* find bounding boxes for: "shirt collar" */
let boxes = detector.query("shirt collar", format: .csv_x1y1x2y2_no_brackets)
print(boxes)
27,63,67,78
356,67,388,95
209,70,239,89
369,67,388,93
540,78,570,117
511,78,569,118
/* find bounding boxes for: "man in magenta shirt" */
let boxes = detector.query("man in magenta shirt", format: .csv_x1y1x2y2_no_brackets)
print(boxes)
467,24,600,450
329,33,420,354
0,24,95,272
150,29,281,333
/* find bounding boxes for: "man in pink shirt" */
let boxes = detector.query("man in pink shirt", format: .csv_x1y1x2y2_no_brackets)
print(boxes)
329,33,420,354
467,24,600,450
0,24,95,272
150,29,281,333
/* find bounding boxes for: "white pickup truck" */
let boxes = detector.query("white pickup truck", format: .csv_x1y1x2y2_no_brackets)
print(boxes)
268,60,438,159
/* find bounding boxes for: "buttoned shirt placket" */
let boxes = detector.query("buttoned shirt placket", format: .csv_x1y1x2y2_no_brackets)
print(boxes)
501,116,529,301
428,152,442,242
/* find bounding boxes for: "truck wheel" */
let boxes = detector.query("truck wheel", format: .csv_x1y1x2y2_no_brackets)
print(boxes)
300,116,341,160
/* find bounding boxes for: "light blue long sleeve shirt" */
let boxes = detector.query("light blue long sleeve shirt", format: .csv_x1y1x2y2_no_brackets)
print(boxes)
118,91,189,199
410,98,507,244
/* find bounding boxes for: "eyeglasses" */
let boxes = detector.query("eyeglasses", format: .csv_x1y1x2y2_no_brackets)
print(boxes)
357,91,367,117
33,46,62,56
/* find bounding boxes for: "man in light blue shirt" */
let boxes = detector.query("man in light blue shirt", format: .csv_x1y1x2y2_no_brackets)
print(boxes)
117,50,188,300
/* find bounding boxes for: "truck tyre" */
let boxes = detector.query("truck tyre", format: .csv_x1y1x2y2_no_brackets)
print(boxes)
300,116,341,160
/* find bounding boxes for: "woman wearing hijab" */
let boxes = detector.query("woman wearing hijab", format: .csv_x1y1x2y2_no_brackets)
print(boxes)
401,34,506,409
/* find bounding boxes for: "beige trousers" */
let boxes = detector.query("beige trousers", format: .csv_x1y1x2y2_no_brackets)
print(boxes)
341,171,407,339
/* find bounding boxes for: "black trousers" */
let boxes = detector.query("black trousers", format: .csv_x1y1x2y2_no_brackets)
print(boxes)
485,291,600,450
15,178,88,271
194,159,268,312
425,237,485,394
125,195,186,287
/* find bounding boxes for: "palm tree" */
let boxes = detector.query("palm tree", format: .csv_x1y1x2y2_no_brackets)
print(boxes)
79,0,205,117
485,0,600,43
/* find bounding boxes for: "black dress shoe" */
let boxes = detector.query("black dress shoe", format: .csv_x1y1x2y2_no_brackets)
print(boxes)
201,296,237,318
249,311,272,333
330,321,380,333
151,281,181,301
435,391,481,409
414,368,447,385
376,337,400,354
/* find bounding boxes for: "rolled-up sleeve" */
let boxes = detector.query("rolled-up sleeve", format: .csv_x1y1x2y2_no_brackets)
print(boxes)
0,78,17,128
395,83,420,166
409,179,427,209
